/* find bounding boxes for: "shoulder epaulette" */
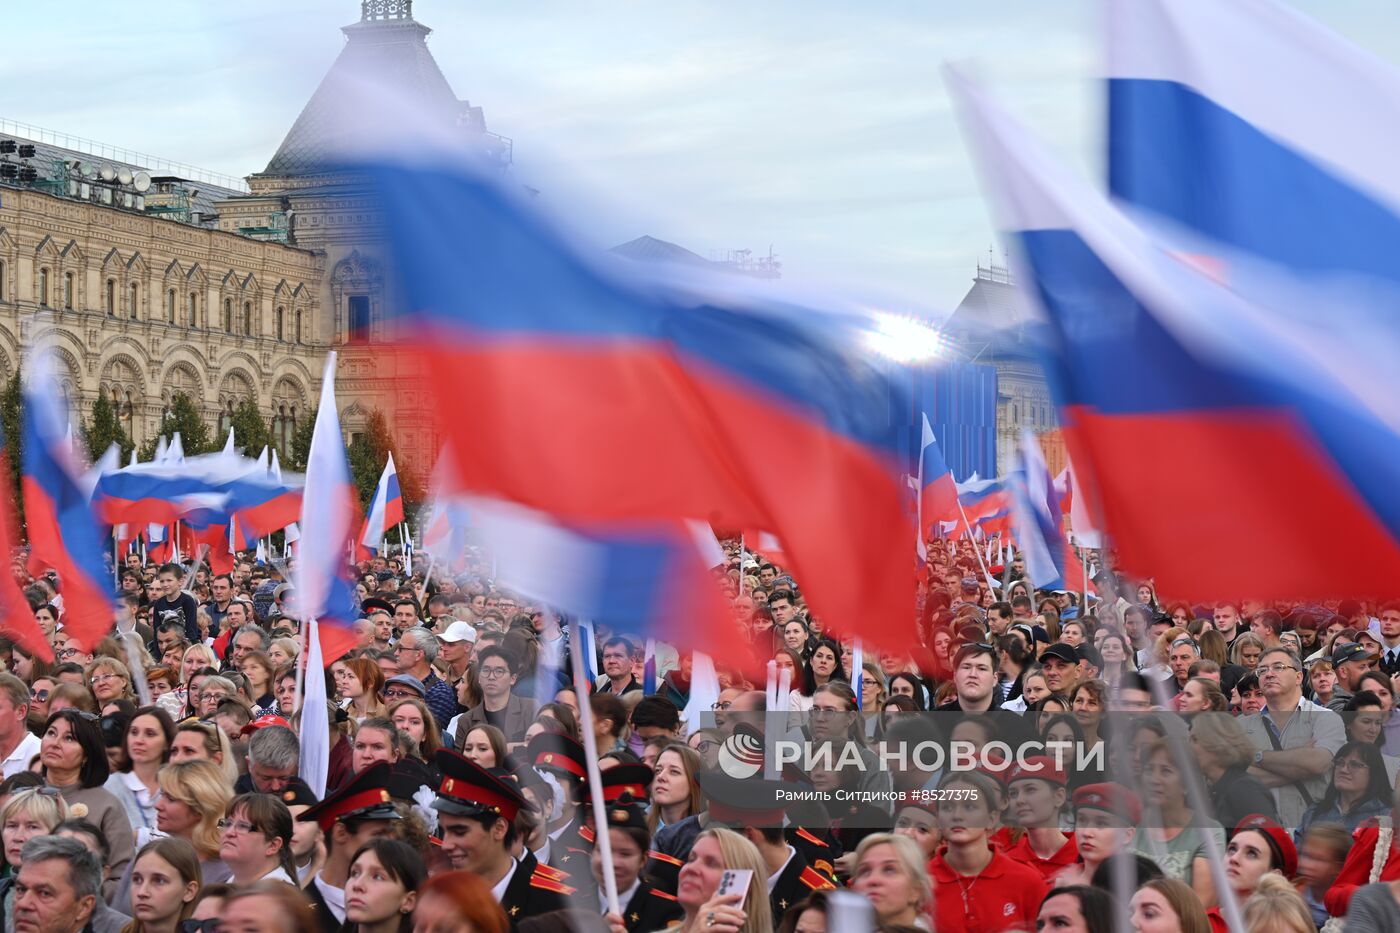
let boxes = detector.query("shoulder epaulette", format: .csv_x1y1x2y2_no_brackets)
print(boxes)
794,827,827,848
649,887,679,902
533,863,568,882
579,824,596,844
529,872,576,896
800,866,836,891
812,859,836,880
648,849,684,867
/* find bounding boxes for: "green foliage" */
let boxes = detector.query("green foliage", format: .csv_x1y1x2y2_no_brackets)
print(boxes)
228,397,274,459
0,373,20,522
286,410,316,473
83,393,134,463
138,392,212,460
346,408,424,521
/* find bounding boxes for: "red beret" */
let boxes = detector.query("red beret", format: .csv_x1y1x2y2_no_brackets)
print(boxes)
1235,814,1298,879
1072,783,1141,825
1006,755,1067,788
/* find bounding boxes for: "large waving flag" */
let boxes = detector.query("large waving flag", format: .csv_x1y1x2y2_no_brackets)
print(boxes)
1107,0,1400,286
360,452,404,552
22,363,116,649
290,354,361,665
950,69,1400,598
0,425,52,661
353,135,915,644
1010,432,1067,590
466,497,752,672
918,413,958,534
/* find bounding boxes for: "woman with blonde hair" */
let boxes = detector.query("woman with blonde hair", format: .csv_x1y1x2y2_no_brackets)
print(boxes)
1230,633,1266,672
154,760,234,878
169,721,238,785
1130,876,1213,933
673,827,772,933
267,637,299,671
860,661,888,739
850,832,932,928
88,656,137,705
1242,873,1315,933
648,743,704,835
0,786,68,875
1190,712,1278,830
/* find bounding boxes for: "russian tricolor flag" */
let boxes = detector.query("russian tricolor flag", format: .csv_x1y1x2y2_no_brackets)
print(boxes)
360,452,404,554
1010,432,1067,591
1107,0,1400,289
918,413,958,536
352,131,915,644
290,353,363,665
22,362,116,650
951,68,1400,599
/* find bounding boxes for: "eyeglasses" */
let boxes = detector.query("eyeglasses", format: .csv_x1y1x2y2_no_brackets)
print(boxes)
217,818,257,835
693,740,718,753
90,674,123,684
1258,663,1300,675
382,688,420,700
394,644,422,655
1335,759,1370,772
478,667,511,679
710,701,732,711
57,648,82,659
30,689,49,701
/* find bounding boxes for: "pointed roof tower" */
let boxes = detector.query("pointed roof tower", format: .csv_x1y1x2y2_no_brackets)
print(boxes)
254,1,508,186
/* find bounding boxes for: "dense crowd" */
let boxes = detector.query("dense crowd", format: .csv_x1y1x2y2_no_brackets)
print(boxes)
2,534,1399,933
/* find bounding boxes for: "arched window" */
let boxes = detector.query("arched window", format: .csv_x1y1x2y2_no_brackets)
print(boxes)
275,306,284,341
223,299,232,333
38,268,49,307
166,289,176,323
130,282,139,320
189,292,199,327
64,273,74,310
105,279,116,316
242,301,252,336
295,309,303,344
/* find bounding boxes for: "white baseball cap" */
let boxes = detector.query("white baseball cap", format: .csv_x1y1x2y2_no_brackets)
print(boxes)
438,620,478,644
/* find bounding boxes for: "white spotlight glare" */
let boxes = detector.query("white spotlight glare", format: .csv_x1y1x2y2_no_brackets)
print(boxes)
865,312,947,362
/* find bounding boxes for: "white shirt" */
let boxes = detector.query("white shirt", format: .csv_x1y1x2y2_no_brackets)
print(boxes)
490,858,519,904
2,732,40,779
598,879,641,915
312,872,347,923
766,846,797,894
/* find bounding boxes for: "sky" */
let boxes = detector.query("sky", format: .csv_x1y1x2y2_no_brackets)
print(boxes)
3,0,1397,317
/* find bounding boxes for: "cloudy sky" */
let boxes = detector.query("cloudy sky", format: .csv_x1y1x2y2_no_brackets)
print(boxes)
3,1,1395,316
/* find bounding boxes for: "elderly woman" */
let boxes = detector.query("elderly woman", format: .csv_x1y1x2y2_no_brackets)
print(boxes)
1190,712,1278,829
86,656,136,706
0,786,67,876
40,708,134,899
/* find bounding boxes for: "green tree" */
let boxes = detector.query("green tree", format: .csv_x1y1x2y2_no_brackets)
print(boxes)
346,408,424,521
83,393,133,463
227,397,274,459
0,373,21,522
286,410,316,473
138,392,212,460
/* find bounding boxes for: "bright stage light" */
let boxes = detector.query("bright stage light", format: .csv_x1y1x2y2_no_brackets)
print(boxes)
865,312,948,362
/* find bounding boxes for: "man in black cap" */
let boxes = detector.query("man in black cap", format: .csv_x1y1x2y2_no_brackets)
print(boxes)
432,748,572,927
695,771,835,920
362,598,395,652
297,762,404,933
525,732,592,865
1326,642,1381,712
1039,642,1081,696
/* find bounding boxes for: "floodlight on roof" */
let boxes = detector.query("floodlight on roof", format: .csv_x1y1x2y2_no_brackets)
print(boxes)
0,140,14,155
16,144,34,158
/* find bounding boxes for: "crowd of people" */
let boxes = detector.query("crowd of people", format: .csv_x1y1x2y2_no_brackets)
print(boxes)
1,533,1399,932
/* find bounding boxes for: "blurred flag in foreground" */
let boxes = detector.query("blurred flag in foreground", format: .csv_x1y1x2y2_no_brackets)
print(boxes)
22,362,115,650
0,425,51,661
950,69,1400,598
1108,0,1400,287
1010,432,1067,591
356,141,914,645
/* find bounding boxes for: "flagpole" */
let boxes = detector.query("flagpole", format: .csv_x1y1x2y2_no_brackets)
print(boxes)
569,620,620,917
293,619,309,714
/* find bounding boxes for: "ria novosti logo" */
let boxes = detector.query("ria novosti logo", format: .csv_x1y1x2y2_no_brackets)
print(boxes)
717,726,765,779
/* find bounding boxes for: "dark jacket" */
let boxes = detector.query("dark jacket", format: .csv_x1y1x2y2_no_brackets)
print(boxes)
454,693,539,746
1209,764,1279,830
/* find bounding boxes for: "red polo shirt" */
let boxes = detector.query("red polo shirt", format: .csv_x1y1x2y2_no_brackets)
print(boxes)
928,848,1049,933
1004,832,1078,882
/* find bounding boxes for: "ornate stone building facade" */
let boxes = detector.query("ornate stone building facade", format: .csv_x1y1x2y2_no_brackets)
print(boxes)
0,0,504,473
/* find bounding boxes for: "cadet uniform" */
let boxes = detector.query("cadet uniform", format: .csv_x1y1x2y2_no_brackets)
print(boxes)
297,763,402,933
